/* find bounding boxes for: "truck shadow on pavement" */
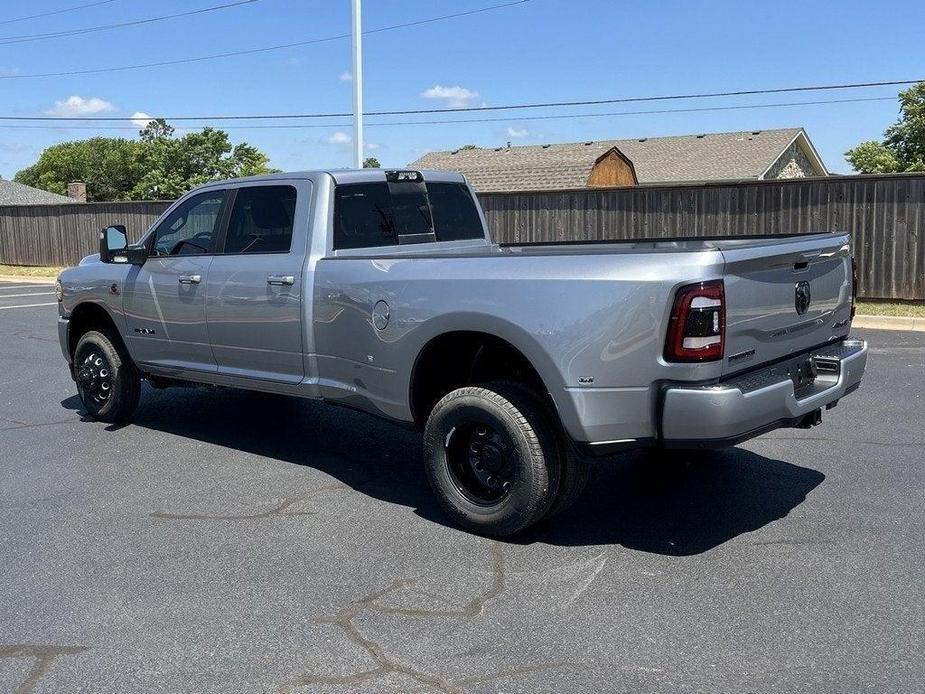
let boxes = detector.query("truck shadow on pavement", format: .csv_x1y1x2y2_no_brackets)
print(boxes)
520,447,825,555
63,387,824,556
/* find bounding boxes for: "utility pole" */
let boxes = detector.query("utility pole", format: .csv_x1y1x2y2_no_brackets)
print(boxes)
351,0,363,169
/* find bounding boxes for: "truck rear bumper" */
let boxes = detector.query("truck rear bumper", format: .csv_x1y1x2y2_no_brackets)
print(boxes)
658,337,867,448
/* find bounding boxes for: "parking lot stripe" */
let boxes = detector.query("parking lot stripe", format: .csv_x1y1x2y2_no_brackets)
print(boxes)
0,291,55,298
0,302,57,310
0,285,55,290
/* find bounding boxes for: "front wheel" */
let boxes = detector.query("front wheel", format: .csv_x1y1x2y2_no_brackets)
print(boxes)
74,329,141,423
423,383,560,537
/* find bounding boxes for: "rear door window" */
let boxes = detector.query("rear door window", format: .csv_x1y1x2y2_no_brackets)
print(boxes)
223,185,297,254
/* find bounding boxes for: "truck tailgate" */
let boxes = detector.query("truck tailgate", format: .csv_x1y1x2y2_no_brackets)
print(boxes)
720,233,853,376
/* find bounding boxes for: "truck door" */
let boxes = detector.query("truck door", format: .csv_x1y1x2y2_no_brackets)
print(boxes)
205,183,307,384
122,189,227,373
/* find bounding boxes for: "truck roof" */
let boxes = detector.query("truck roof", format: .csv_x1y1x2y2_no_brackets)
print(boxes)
201,168,468,187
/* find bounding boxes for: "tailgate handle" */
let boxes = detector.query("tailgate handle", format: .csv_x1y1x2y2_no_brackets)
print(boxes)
794,251,820,271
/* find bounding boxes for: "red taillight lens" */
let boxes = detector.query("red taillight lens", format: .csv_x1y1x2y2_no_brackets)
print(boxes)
664,280,725,362
850,256,858,321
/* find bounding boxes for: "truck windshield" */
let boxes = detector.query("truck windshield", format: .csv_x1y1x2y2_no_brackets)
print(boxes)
333,181,483,250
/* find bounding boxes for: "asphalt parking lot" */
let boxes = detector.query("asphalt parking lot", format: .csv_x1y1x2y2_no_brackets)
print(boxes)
1,279,923,694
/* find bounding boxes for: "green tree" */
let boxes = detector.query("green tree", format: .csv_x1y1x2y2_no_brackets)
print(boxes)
14,137,142,201
362,157,381,168
131,121,276,199
846,82,925,173
458,144,479,150
14,120,277,201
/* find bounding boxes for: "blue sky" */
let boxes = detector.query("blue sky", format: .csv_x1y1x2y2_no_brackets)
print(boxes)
1,0,924,179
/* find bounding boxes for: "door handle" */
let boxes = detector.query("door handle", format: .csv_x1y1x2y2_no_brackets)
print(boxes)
178,274,201,284
267,275,295,286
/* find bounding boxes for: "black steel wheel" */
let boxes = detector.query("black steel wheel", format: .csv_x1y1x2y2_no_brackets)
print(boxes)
445,420,517,506
423,382,561,537
73,329,141,423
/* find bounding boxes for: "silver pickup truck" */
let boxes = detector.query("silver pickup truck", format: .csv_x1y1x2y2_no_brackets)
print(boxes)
56,169,867,536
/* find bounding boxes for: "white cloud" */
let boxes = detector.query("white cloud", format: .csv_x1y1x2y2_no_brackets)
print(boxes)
131,111,154,128
46,95,116,117
339,71,352,82
326,132,379,151
506,126,529,138
420,84,479,109
327,131,352,145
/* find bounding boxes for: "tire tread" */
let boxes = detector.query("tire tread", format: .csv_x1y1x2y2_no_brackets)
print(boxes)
74,329,140,424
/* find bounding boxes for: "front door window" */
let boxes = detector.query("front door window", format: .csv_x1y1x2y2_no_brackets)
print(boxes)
150,191,226,257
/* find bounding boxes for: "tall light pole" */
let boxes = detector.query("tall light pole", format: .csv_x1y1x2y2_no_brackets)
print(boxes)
351,0,364,169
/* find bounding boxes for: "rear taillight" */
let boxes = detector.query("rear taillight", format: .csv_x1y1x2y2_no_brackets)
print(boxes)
664,280,725,362
850,256,858,321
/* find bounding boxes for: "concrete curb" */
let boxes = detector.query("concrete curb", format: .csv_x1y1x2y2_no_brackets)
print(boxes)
0,275,57,284
853,315,925,332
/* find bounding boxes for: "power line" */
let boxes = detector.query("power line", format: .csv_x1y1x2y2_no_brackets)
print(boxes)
0,0,120,26
0,0,530,78
0,78,912,121
370,96,900,128
0,0,258,45
0,96,897,131
372,78,917,117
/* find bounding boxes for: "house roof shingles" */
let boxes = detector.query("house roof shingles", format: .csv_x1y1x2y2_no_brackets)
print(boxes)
0,179,73,205
409,128,808,192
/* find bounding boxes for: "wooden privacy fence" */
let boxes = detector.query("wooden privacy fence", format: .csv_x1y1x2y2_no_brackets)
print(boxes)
479,173,925,301
1,173,923,299
0,200,171,267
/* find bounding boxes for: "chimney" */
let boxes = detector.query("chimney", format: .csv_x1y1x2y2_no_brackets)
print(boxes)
67,182,87,202
506,141,511,149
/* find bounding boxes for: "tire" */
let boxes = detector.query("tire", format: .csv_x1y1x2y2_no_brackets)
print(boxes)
423,382,561,537
546,444,589,518
494,381,588,519
73,329,141,423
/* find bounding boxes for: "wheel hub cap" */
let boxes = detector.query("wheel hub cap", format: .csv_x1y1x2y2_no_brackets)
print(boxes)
77,351,112,406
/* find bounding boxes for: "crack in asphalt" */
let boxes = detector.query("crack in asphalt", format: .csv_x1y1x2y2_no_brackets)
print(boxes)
281,543,574,693
0,416,76,431
149,483,349,520
8,328,57,344
0,645,89,694
754,538,837,546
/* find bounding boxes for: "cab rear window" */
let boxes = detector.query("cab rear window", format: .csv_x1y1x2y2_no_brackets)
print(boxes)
333,181,483,250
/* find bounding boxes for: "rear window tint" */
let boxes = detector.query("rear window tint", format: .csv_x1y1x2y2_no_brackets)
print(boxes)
333,180,484,250
426,182,484,242
333,183,397,250
388,181,434,238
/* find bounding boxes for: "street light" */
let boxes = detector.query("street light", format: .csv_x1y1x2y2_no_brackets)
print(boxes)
351,0,363,169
